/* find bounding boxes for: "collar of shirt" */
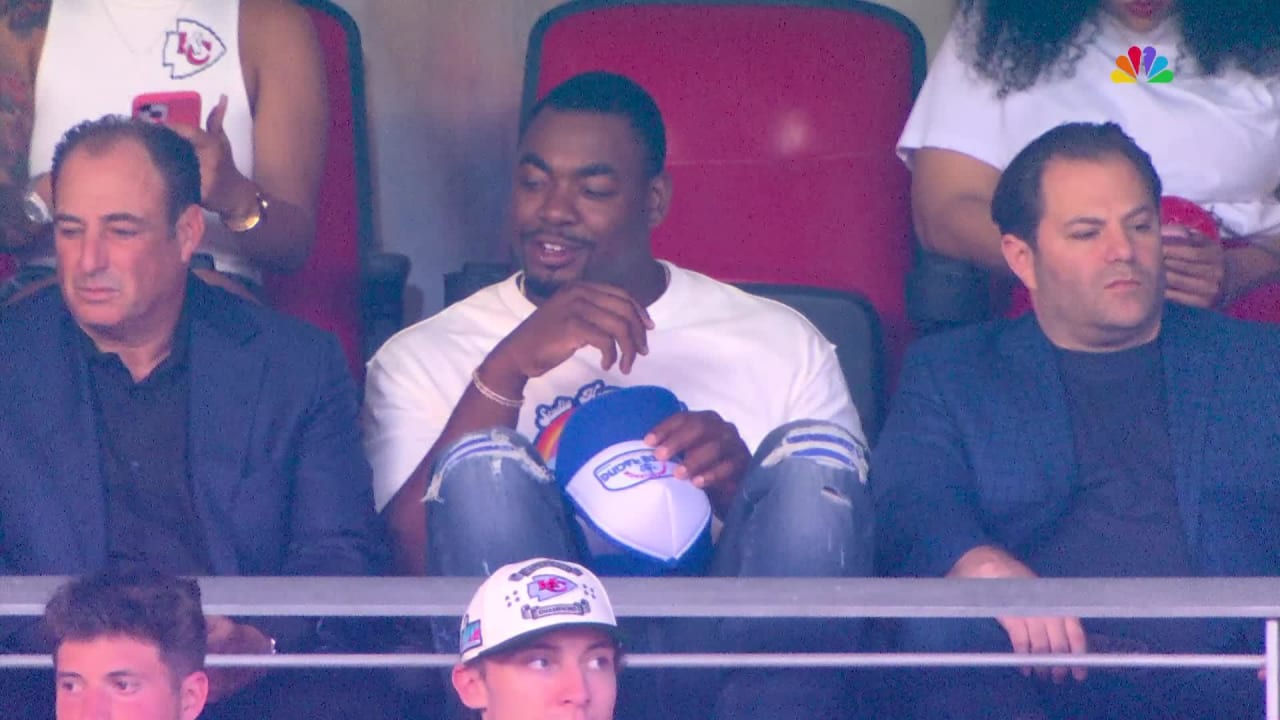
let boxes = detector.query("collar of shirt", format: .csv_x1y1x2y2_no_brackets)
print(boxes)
77,301,193,384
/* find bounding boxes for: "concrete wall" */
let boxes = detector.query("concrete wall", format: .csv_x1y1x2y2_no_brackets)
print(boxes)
336,0,958,321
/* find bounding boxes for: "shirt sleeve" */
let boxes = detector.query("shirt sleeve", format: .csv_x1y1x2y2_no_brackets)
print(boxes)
896,15,1013,172
361,339,456,512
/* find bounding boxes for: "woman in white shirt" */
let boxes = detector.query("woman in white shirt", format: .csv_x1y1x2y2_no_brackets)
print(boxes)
901,0,1280,310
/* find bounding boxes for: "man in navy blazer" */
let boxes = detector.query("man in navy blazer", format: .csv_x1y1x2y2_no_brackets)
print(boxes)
0,117,387,718
873,122,1276,719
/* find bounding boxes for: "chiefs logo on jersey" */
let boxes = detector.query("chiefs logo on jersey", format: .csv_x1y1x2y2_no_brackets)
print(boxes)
162,19,227,79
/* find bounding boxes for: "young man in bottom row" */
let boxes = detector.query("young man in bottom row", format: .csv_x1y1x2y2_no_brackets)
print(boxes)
45,569,210,720
451,557,621,720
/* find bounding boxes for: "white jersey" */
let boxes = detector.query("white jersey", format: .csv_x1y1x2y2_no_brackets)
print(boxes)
899,12,1280,240
363,261,864,511
30,0,257,280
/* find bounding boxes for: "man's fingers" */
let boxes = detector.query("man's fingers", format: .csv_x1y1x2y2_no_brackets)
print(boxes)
998,616,1032,676
576,281,655,330
1024,618,1054,679
675,438,723,480
644,411,688,451
690,458,737,491
653,415,709,465
1066,618,1088,682
571,316,621,372
561,290,649,370
1044,618,1077,683
573,305,639,373
576,287,650,354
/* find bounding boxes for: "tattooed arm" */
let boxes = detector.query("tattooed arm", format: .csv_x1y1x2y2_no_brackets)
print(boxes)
0,0,46,250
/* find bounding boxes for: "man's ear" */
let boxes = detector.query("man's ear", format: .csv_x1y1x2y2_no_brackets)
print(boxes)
645,171,672,230
1001,232,1037,293
175,204,205,263
178,670,209,720
452,662,489,711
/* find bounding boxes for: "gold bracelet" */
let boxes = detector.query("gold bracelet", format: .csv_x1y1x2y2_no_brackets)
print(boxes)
471,369,523,408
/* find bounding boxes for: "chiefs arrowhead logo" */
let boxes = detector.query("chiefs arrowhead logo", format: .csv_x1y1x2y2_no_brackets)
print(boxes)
162,19,227,79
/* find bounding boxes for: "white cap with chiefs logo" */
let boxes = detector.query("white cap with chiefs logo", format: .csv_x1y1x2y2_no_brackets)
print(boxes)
458,557,619,663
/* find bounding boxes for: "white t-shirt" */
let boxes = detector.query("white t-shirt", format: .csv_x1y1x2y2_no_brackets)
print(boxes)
898,12,1280,240
29,0,257,279
363,261,864,511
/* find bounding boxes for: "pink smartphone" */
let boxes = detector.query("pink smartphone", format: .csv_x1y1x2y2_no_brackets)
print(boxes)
131,91,202,127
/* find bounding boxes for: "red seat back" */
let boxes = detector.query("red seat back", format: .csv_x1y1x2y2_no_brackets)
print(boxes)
264,0,371,381
525,0,925,372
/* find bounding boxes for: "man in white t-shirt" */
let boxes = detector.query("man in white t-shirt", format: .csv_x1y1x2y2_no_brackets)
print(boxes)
364,71,872,720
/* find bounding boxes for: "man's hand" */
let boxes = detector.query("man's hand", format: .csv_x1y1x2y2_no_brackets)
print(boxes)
644,410,750,513
167,95,256,220
948,545,1088,683
204,615,273,704
1163,224,1226,308
485,282,653,392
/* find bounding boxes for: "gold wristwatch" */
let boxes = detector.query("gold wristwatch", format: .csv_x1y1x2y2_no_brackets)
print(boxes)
222,190,269,233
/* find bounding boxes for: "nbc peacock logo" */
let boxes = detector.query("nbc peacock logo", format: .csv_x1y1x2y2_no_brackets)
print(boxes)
1111,45,1174,83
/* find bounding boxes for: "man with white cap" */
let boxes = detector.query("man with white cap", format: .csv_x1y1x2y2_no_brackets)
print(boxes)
451,557,620,720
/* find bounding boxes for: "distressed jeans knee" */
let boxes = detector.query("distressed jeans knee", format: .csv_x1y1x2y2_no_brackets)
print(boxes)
426,428,577,579
426,427,552,503
714,419,874,579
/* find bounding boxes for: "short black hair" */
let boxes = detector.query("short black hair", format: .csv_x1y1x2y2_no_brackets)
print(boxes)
521,71,667,177
43,568,207,682
51,114,202,226
991,121,1162,247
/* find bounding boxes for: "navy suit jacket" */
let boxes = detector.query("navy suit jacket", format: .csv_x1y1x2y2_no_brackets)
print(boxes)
873,304,1280,587
0,279,381,649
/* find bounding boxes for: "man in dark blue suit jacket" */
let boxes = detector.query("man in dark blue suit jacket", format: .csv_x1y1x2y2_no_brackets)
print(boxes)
873,122,1277,719
0,116,388,718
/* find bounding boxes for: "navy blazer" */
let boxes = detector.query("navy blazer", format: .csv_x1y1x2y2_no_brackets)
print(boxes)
873,304,1280,584
0,279,381,649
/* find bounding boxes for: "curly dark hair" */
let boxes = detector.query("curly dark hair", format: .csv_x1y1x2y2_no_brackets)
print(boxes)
958,0,1280,97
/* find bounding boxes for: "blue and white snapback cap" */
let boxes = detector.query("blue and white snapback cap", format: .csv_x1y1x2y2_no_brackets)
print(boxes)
554,386,713,576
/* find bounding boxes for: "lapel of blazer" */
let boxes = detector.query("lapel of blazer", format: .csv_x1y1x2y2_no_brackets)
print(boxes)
997,316,1076,499
1159,304,1213,555
184,279,265,575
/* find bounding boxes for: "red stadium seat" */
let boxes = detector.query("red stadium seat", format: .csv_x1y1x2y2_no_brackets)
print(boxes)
268,0,408,382
524,0,925,378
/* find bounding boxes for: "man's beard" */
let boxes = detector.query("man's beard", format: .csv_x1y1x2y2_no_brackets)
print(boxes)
522,271,564,302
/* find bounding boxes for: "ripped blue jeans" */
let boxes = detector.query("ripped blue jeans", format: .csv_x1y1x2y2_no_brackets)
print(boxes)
426,419,874,720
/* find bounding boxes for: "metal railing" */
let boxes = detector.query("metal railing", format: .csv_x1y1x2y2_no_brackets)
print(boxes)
3,576,1277,717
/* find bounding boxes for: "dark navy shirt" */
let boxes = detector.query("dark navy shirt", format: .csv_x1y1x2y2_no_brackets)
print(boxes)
1028,337,1205,651
82,310,211,575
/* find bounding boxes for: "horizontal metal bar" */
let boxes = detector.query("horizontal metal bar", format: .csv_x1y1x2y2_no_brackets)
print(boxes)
5,576,1280,619
0,652,1264,671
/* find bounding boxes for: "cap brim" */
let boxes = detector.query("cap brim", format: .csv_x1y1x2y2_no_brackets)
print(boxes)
464,621,623,664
